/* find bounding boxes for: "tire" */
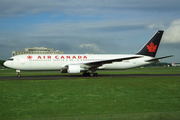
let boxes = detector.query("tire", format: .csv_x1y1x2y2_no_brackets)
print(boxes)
17,74,21,78
93,73,98,76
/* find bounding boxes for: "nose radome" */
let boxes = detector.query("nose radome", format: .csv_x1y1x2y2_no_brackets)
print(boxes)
3,61,9,68
3,61,7,66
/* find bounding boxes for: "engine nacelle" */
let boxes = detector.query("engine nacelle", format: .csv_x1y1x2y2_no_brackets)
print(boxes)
67,65,81,74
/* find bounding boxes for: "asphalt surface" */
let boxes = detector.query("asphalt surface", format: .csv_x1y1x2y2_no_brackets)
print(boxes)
0,74,180,80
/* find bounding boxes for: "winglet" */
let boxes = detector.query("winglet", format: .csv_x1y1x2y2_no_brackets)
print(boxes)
136,30,164,57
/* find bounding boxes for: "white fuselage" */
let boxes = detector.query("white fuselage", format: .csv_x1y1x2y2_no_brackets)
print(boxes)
4,54,153,71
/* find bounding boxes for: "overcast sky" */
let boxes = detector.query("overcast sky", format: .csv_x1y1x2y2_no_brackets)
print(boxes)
0,0,180,62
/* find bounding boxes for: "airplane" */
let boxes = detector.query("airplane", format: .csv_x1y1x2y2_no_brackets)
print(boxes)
4,30,173,77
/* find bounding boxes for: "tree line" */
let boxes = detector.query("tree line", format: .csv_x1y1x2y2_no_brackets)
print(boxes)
0,60,5,68
145,62,171,67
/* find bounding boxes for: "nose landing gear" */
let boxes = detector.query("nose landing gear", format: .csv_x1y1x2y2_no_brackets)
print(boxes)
16,70,21,78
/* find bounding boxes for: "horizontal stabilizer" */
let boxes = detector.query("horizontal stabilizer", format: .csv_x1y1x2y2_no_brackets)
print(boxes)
145,55,174,62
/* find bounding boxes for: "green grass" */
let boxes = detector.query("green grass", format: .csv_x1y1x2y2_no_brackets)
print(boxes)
0,76,180,120
0,67,180,77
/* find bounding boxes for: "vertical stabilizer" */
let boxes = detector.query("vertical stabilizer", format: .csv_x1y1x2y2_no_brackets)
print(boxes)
136,30,164,57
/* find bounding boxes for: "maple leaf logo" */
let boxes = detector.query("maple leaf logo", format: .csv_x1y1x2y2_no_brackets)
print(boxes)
147,42,157,55
27,56,33,59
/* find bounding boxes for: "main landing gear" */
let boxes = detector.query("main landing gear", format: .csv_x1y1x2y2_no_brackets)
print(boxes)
83,72,98,76
91,73,98,76
83,69,98,77
16,70,21,78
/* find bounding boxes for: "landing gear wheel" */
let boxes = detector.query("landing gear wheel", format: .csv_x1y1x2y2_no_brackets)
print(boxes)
17,74,21,78
93,73,98,76
90,73,94,77
16,70,21,78
83,72,98,77
91,73,98,77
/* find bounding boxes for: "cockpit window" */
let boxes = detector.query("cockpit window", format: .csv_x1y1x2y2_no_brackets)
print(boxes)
8,58,14,61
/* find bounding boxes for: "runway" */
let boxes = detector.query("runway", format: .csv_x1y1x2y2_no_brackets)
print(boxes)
0,74,180,81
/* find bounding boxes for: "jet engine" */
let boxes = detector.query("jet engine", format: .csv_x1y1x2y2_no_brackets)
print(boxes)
67,65,81,74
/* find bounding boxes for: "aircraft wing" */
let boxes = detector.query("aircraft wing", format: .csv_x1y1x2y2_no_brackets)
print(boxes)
82,56,142,68
64,56,142,68
145,55,174,62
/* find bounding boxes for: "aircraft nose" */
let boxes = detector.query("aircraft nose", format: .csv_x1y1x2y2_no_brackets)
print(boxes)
3,61,7,66
3,61,10,68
